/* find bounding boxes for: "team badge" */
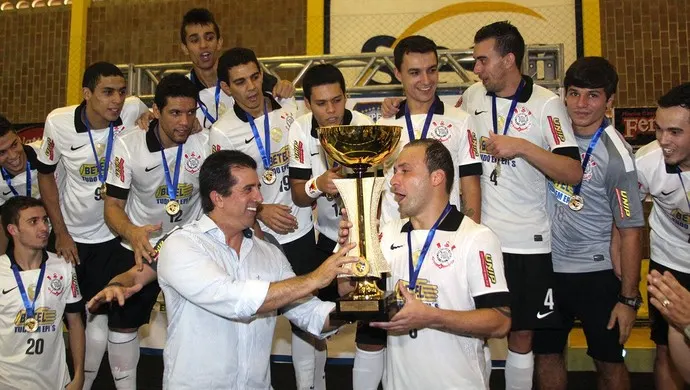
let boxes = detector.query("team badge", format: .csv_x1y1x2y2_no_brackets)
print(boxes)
431,121,452,142
184,151,201,174
218,103,228,117
511,107,532,132
47,273,65,296
281,112,295,129
270,128,283,143
432,241,456,269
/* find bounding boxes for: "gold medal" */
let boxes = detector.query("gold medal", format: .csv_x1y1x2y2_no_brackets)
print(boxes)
100,183,107,195
95,143,106,157
352,258,370,277
165,200,181,216
262,170,276,185
24,317,38,333
270,128,283,143
568,195,584,211
494,162,501,178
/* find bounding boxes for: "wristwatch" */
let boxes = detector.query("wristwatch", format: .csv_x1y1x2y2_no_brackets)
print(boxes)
618,294,643,311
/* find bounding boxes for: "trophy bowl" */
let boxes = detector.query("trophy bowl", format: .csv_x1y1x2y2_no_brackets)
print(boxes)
318,125,402,322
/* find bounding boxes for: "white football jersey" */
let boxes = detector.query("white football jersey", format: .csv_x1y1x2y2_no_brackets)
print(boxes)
36,97,149,244
0,144,41,206
0,251,82,389
197,85,236,130
636,141,690,272
288,109,374,242
379,206,509,390
210,95,312,244
461,77,580,254
377,97,482,223
106,122,209,249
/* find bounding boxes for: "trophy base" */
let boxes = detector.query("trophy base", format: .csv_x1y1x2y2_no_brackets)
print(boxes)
330,290,400,323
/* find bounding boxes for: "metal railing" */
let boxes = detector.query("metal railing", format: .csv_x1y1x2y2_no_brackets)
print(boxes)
118,44,564,102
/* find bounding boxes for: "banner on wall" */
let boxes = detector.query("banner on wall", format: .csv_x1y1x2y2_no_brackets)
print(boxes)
613,107,657,147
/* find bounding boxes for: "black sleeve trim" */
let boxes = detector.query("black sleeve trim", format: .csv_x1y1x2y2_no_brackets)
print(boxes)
35,160,57,174
289,167,312,180
106,184,129,200
553,146,581,162
458,162,482,177
474,291,511,309
65,300,84,313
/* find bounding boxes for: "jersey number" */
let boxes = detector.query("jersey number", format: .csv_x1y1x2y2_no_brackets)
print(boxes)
543,288,555,310
169,209,183,224
332,203,341,217
94,186,103,201
26,338,44,355
278,176,290,192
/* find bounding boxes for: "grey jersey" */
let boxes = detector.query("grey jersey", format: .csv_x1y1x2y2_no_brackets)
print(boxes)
548,125,645,273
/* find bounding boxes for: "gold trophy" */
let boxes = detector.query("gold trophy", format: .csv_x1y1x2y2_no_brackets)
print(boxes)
319,125,401,321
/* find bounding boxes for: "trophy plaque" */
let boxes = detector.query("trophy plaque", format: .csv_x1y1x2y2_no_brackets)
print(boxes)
319,125,401,322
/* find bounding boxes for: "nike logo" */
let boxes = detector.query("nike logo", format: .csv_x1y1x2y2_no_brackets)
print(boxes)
474,110,487,115
310,152,319,156
145,164,161,172
390,243,403,250
70,144,87,151
536,311,554,319
2,286,17,295
114,375,129,382
661,189,677,196
245,137,255,144
2,191,12,196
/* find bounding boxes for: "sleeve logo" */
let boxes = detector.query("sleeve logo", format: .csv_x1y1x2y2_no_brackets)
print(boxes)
615,188,631,218
114,156,125,182
479,251,496,287
293,140,305,164
467,129,478,159
44,137,55,160
547,116,566,145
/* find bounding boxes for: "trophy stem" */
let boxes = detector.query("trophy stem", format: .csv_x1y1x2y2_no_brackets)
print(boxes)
356,176,367,262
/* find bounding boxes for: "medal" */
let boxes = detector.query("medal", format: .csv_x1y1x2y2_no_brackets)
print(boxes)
84,114,115,200
404,99,436,142
352,258,370,277
100,183,107,196
165,200,181,216
407,204,453,290
1,160,32,198
568,195,584,211
24,317,39,332
262,170,276,185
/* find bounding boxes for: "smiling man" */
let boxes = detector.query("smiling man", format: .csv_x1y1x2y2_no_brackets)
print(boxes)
635,82,690,390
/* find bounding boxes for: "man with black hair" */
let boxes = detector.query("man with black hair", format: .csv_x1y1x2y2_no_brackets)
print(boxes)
533,56,644,390
35,61,148,390
461,21,583,390
339,139,510,389
88,150,358,389
288,63,374,389
96,73,209,389
0,196,84,390
635,82,690,390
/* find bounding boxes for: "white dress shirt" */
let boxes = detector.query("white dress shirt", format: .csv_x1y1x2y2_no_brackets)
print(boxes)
157,214,335,389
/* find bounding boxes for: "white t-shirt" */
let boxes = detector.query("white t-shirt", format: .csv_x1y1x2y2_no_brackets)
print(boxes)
105,121,210,249
288,109,374,242
461,77,580,254
379,206,509,390
209,94,312,244
636,141,690,272
377,97,483,223
36,97,149,243
0,251,82,390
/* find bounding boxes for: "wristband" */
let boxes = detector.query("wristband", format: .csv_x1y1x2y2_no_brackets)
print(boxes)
305,178,323,199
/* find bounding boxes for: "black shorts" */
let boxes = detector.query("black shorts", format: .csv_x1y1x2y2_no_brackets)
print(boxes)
533,270,624,363
314,234,341,303
504,252,562,330
648,260,690,346
283,229,319,276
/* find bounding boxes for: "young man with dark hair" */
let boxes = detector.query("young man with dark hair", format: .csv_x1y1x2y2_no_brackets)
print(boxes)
533,56,644,390
461,21,583,389
0,196,84,390
288,63,374,389
210,47,324,389
635,82,690,390
35,61,148,390
339,139,510,389
87,150,357,389
96,73,210,388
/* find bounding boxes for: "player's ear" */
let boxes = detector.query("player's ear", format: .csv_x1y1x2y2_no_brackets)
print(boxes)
152,103,162,120
6,224,18,237
430,169,445,188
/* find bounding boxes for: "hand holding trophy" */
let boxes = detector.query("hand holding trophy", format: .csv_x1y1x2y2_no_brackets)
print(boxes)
318,124,401,321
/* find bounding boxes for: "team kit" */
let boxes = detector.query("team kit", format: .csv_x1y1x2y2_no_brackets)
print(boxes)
0,7,689,390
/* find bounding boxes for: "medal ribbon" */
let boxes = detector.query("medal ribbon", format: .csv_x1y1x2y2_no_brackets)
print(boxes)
11,261,46,321
491,80,526,135
1,160,31,197
572,119,607,197
407,203,453,290
676,167,690,212
404,100,436,141
155,126,184,203
198,82,222,125
245,99,272,170
84,113,115,187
